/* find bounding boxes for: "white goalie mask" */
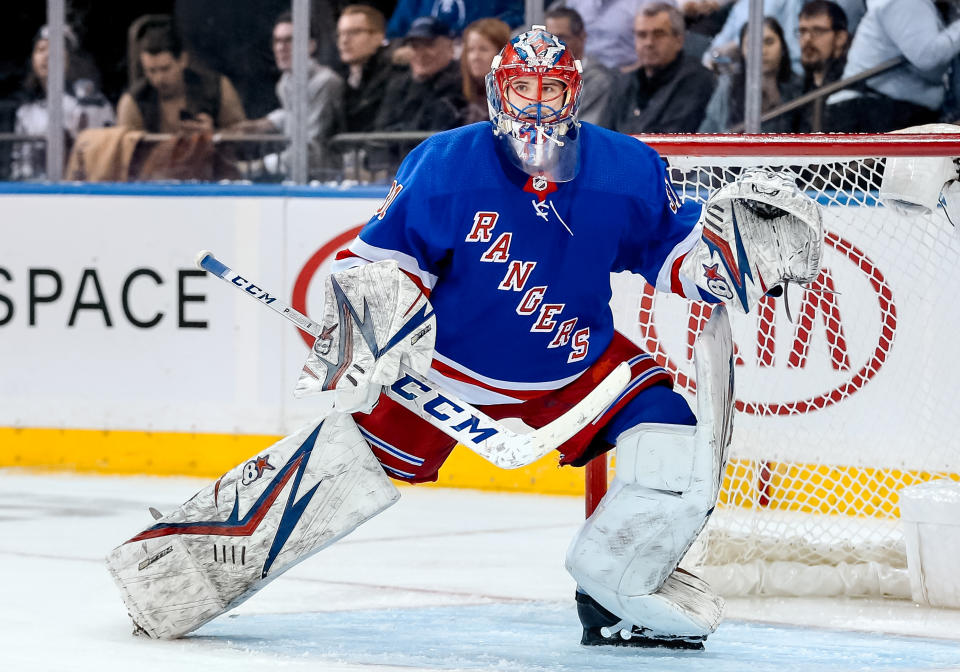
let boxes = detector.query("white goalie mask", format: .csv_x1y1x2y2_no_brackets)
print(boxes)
486,26,583,182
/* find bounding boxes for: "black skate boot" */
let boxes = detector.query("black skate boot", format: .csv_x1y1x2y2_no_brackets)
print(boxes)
575,589,707,650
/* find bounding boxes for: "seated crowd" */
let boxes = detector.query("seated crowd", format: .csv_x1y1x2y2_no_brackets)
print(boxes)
5,0,960,182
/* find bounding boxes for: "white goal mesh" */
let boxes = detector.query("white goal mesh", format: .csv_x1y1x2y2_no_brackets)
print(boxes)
602,134,960,598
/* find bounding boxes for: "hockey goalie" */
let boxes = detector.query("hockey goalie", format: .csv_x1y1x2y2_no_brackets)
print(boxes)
106,25,823,649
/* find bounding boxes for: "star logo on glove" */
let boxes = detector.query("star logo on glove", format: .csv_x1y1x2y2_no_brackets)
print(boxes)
703,263,734,300
703,263,723,280
254,456,275,478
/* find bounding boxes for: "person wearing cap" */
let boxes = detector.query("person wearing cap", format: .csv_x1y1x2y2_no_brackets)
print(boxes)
367,16,465,174
12,24,115,180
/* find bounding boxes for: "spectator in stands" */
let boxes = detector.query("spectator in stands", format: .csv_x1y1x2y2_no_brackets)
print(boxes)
703,0,863,76
942,2,960,122
793,0,849,132
606,2,716,133
698,17,801,132
373,17,464,132
386,0,524,38
171,1,341,120
231,12,344,181
682,0,736,42
826,0,960,132
338,4,396,134
367,16,464,175
460,18,511,125
116,24,246,133
12,24,115,180
545,6,617,127
561,0,655,70
351,1,399,20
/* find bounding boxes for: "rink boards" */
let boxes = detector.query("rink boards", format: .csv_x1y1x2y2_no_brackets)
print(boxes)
1,184,955,505
0,184,585,495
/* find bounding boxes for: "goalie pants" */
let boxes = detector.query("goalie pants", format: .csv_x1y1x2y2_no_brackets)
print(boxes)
353,331,697,482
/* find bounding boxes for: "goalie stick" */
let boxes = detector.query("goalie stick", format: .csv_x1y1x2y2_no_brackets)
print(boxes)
195,250,631,470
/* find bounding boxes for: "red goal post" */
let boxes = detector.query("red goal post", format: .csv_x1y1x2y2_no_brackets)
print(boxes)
590,133,960,598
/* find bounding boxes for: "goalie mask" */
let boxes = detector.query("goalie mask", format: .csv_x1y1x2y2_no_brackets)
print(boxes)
486,25,583,182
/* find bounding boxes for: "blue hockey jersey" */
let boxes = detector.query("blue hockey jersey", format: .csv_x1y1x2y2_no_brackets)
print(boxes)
341,122,704,404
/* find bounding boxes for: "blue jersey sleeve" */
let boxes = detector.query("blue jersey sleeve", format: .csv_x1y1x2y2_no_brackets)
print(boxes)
612,149,702,289
352,141,458,290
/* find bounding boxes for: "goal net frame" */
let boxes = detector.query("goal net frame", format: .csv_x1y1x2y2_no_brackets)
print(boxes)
589,133,960,598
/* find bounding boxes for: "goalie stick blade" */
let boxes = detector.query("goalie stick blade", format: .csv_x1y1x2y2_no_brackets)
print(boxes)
519,361,632,467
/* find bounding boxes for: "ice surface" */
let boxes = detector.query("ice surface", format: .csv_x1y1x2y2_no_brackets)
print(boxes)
2,470,959,672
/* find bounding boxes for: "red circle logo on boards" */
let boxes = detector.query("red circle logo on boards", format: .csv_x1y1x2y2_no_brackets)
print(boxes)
637,230,897,416
291,225,363,348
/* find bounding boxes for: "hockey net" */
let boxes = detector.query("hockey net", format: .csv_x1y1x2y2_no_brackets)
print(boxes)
595,134,960,598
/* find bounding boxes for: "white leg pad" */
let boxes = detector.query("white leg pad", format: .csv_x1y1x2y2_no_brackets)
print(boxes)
604,569,725,640
105,412,399,639
565,424,723,637
565,305,734,638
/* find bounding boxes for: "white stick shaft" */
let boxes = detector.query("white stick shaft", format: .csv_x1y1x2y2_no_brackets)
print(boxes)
196,251,323,338
195,250,630,469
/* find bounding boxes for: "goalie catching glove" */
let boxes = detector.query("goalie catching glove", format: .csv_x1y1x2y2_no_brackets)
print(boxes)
680,168,823,314
295,260,436,413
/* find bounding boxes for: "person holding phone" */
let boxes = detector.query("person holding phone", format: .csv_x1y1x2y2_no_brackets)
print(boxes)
117,23,246,133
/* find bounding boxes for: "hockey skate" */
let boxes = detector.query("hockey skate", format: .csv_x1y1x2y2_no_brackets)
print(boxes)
575,588,707,651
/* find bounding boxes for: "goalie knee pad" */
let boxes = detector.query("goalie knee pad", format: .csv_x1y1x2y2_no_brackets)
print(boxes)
565,306,733,638
105,412,399,639
565,421,722,637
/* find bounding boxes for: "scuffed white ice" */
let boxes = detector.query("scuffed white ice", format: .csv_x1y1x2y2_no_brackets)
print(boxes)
2,471,959,672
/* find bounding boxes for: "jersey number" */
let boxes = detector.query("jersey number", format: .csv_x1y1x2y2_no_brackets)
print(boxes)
376,180,404,220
